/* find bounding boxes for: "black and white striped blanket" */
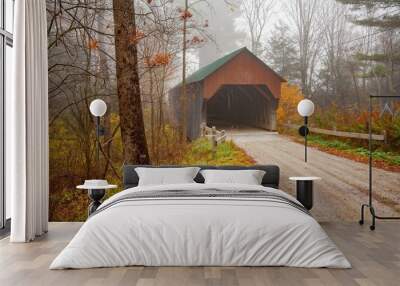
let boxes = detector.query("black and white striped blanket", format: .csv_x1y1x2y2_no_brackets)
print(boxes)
91,189,310,217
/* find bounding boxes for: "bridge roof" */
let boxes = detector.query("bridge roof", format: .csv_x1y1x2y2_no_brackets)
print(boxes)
186,47,286,85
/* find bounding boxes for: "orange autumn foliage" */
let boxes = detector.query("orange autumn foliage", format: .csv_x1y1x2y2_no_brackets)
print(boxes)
277,83,304,125
145,53,172,67
128,29,145,44
88,38,99,50
356,110,380,125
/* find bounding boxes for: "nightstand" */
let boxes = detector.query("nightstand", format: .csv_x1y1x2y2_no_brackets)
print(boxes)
289,177,321,210
77,181,118,216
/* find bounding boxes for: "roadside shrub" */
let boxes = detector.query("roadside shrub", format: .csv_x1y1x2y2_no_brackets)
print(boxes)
182,138,255,166
277,83,304,128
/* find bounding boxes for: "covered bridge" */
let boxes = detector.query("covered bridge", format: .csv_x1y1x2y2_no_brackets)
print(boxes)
169,47,286,139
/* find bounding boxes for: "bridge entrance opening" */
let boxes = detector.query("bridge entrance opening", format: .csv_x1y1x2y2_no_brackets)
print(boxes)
206,84,277,130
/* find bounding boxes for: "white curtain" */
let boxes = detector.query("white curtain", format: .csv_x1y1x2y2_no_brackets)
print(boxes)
8,0,49,242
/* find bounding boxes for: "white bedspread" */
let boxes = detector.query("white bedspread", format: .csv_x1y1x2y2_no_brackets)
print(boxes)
50,183,351,269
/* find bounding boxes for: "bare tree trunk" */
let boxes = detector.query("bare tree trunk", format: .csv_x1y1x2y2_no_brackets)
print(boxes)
149,68,155,161
349,62,361,109
95,5,113,177
157,96,163,163
155,65,167,164
180,0,189,143
113,0,150,164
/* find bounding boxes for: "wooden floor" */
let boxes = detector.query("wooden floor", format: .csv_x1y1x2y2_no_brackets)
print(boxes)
0,222,399,286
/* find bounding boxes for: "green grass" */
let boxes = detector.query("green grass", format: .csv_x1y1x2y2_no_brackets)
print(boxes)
50,138,255,222
182,138,255,166
308,135,400,166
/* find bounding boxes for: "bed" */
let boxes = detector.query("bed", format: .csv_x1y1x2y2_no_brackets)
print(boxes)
50,165,351,269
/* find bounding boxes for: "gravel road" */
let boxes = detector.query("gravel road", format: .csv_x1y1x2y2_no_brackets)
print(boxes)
228,128,400,222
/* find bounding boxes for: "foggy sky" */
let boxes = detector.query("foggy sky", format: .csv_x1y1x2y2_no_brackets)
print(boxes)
179,0,368,76
186,0,299,70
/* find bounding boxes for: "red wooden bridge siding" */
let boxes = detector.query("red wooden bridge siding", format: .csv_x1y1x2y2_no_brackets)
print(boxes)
169,47,286,139
203,49,283,100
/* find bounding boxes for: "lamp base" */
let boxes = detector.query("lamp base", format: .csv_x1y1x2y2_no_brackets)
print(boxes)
88,189,106,216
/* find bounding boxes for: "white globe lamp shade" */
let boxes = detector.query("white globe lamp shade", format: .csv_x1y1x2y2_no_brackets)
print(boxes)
89,99,107,117
297,99,315,117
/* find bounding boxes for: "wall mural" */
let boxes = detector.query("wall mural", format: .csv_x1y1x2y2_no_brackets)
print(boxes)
47,0,400,222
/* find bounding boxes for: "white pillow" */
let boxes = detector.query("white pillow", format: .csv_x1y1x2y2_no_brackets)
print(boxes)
135,167,200,186
200,169,266,185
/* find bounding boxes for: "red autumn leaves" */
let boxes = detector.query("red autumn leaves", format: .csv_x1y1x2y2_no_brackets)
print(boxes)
88,29,145,51
87,5,207,67
179,8,193,20
190,36,204,45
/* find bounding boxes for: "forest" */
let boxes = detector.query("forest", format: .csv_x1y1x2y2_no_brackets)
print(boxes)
47,0,400,221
